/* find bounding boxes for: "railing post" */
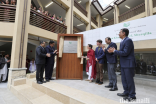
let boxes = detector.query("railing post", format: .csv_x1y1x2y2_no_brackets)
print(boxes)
145,0,153,16
114,5,119,24
66,0,74,34
8,0,31,89
86,0,91,30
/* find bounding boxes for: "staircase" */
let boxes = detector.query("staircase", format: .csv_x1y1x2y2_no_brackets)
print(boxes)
10,74,120,104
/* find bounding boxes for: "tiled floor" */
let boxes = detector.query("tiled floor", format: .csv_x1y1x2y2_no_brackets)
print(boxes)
0,83,23,104
52,72,156,104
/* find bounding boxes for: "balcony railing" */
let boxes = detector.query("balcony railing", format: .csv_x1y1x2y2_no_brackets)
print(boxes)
153,0,156,8
73,29,79,33
30,9,67,34
74,0,88,17
73,26,82,33
0,4,16,23
91,16,98,26
102,19,114,27
119,3,145,22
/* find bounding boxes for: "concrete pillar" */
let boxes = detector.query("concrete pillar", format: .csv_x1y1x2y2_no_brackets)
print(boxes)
96,14,103,28
114,5,119,24
86,1,91,31
8,0,31,88
66,0,74,34
145,0,153,16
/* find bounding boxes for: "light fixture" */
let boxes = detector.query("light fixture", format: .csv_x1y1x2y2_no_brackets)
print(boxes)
125,5,130,9
45,2,53,8
78,1,81,3
77,23,84,26
103,18,108,21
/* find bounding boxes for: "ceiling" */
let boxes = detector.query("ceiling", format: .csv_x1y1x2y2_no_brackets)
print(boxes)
75,0,89,9
91,5,99,18
102,9,114,22
73,16,86,32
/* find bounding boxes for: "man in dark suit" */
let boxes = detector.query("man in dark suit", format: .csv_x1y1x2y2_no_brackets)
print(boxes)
108,28,136,102
35,41,50,84
140,59,147,75
45,41,58,82
102,37,118,91
95,39,105,85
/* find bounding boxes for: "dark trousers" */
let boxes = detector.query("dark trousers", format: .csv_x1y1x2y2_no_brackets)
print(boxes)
107,63,117,88
45,62,54,80
121,68,136,98
96,62,104,82
36,64,45,82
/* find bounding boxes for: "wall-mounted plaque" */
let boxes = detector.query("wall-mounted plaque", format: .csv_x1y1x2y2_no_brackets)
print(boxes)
63,41,77,53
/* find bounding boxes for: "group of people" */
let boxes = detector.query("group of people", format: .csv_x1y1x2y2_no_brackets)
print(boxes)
0,0,16,5
136,60,156,75
0,54,10,83
31,4,66,25
82,28,136,102
35,40,58,84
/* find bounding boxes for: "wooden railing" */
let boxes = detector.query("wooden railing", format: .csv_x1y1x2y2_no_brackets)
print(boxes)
91,16,98,26
119,3,145,22
153,0,156,8
73,26,82,33
73,29,79,33
30,9,67,34
0,4,16,23
102,19,114,27
74,0,88,17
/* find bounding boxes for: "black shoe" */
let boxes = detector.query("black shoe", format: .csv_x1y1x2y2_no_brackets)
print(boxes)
95,80,100,84
117,93,128,97
49,78,55,80
42,80,46,83
37,81,43,84
98,82,103,85
123,96,136,102
46,79,50,82
109,87,118,91
105,85,113,88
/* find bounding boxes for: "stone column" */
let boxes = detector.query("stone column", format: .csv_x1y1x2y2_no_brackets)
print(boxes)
66,0,74,34
114,5,119,24
8,0,31,88
96,14,103,28
145,0,153,17
86,1,91,31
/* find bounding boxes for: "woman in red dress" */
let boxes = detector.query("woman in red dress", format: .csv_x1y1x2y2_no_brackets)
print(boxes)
83,44,96,83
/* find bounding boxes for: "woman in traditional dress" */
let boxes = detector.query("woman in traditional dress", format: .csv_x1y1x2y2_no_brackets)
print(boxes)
82,44,96,83
0,54,10,82
29,58,36,73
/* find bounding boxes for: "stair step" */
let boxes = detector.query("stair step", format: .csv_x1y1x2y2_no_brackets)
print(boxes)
29,79,120,104
10,84,63,104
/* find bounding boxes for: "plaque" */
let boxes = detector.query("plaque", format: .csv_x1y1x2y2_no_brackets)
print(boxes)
63,41,77,53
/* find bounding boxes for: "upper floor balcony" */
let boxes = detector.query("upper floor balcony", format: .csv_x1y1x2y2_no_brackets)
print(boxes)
101,0,146,27
119,2,145,22
74,0,88,17
30,9,67,34
0,4,16,23
153,0,156,8
0,2,67,34
91,16,98,26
